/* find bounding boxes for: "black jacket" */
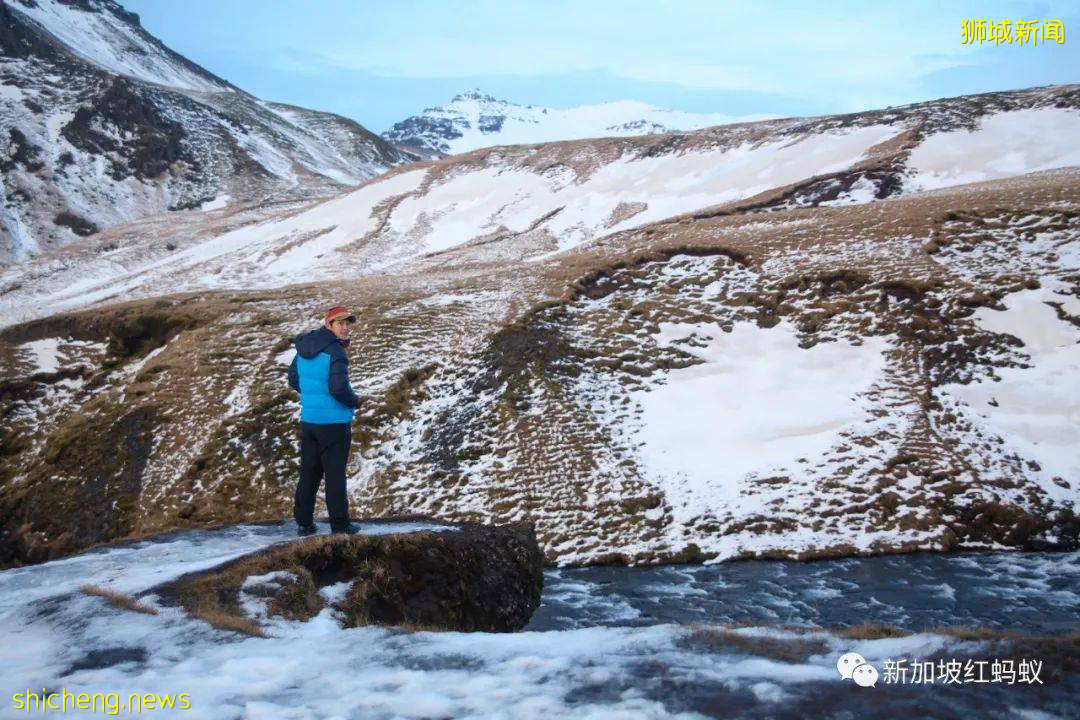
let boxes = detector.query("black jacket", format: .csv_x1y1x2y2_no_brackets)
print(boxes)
288,326,359,409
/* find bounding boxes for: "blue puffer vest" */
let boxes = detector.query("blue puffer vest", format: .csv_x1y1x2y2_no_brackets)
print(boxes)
288,326,359,424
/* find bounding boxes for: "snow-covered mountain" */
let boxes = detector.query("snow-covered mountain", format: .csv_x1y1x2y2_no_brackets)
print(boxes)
1,83,1078,569
5,84,1077,326
383,88,771,157
0,0,409,263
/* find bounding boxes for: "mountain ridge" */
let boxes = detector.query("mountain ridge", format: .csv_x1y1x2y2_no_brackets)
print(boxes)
4,82,1075,330
0,0,409,263
382,86,774,157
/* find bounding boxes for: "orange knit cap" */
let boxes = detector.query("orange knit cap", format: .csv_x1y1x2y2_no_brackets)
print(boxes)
323,306,356,324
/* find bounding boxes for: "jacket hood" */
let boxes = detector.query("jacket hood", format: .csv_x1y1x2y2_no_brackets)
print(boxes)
294,326,342,359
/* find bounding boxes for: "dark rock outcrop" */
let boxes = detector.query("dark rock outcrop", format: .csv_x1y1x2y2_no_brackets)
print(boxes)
154,520,544,634
60,77,192,182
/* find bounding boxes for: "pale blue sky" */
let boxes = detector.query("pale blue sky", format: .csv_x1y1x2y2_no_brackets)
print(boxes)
120,0,1077,132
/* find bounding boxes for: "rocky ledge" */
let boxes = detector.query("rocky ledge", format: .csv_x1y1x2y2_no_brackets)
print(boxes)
153,520,544,636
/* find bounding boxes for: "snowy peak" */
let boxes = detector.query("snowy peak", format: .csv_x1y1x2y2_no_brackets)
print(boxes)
383,88,770,157
11,0,232,92
450,88,499,104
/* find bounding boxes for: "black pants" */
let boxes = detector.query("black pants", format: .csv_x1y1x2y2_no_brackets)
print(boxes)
295,421,352,530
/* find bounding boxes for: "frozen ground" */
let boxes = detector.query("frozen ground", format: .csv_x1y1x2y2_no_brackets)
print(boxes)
2,186,1077,570
936,281,1080,504
632,320,890,528
6,94,1077,329
906,108,1080,191
1,524,1076,719
0,121,902,326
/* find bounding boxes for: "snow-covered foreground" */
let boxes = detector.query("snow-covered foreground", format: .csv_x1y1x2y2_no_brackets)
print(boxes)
2,523,1076,719
0,521,458,613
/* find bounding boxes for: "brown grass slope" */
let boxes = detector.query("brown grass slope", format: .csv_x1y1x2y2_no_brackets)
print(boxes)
0,95,1078,567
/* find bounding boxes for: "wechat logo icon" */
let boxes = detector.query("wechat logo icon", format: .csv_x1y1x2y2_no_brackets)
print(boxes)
837,651,879,688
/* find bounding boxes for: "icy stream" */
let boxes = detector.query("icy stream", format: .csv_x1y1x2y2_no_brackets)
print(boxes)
1,522,1076,719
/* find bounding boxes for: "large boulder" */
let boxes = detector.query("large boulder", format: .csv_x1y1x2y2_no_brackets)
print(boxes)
155,520,544,635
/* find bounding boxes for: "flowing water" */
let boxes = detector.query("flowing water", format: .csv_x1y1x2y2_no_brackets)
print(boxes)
1,522,1076,719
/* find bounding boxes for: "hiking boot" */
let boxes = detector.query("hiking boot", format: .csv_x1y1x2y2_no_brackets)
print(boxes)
297,524,317,536
331,522,360,535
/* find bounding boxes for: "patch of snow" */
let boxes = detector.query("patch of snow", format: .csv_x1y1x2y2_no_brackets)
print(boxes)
318,581,352,605
239,570,299,621
630,319,890,524
199,194,231,212
906,108,1080,191
936,282,1080,502
275,348,296,366
818,176,879,206
232,129,299,185
17,337,62,374
421,293,475,307
0,83,24,102
392,124,901,258
241,570,298,590
222,381,249,418
124,343,169,379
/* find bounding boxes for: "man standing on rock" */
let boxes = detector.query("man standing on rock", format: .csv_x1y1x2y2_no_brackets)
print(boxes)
288,305,360,536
